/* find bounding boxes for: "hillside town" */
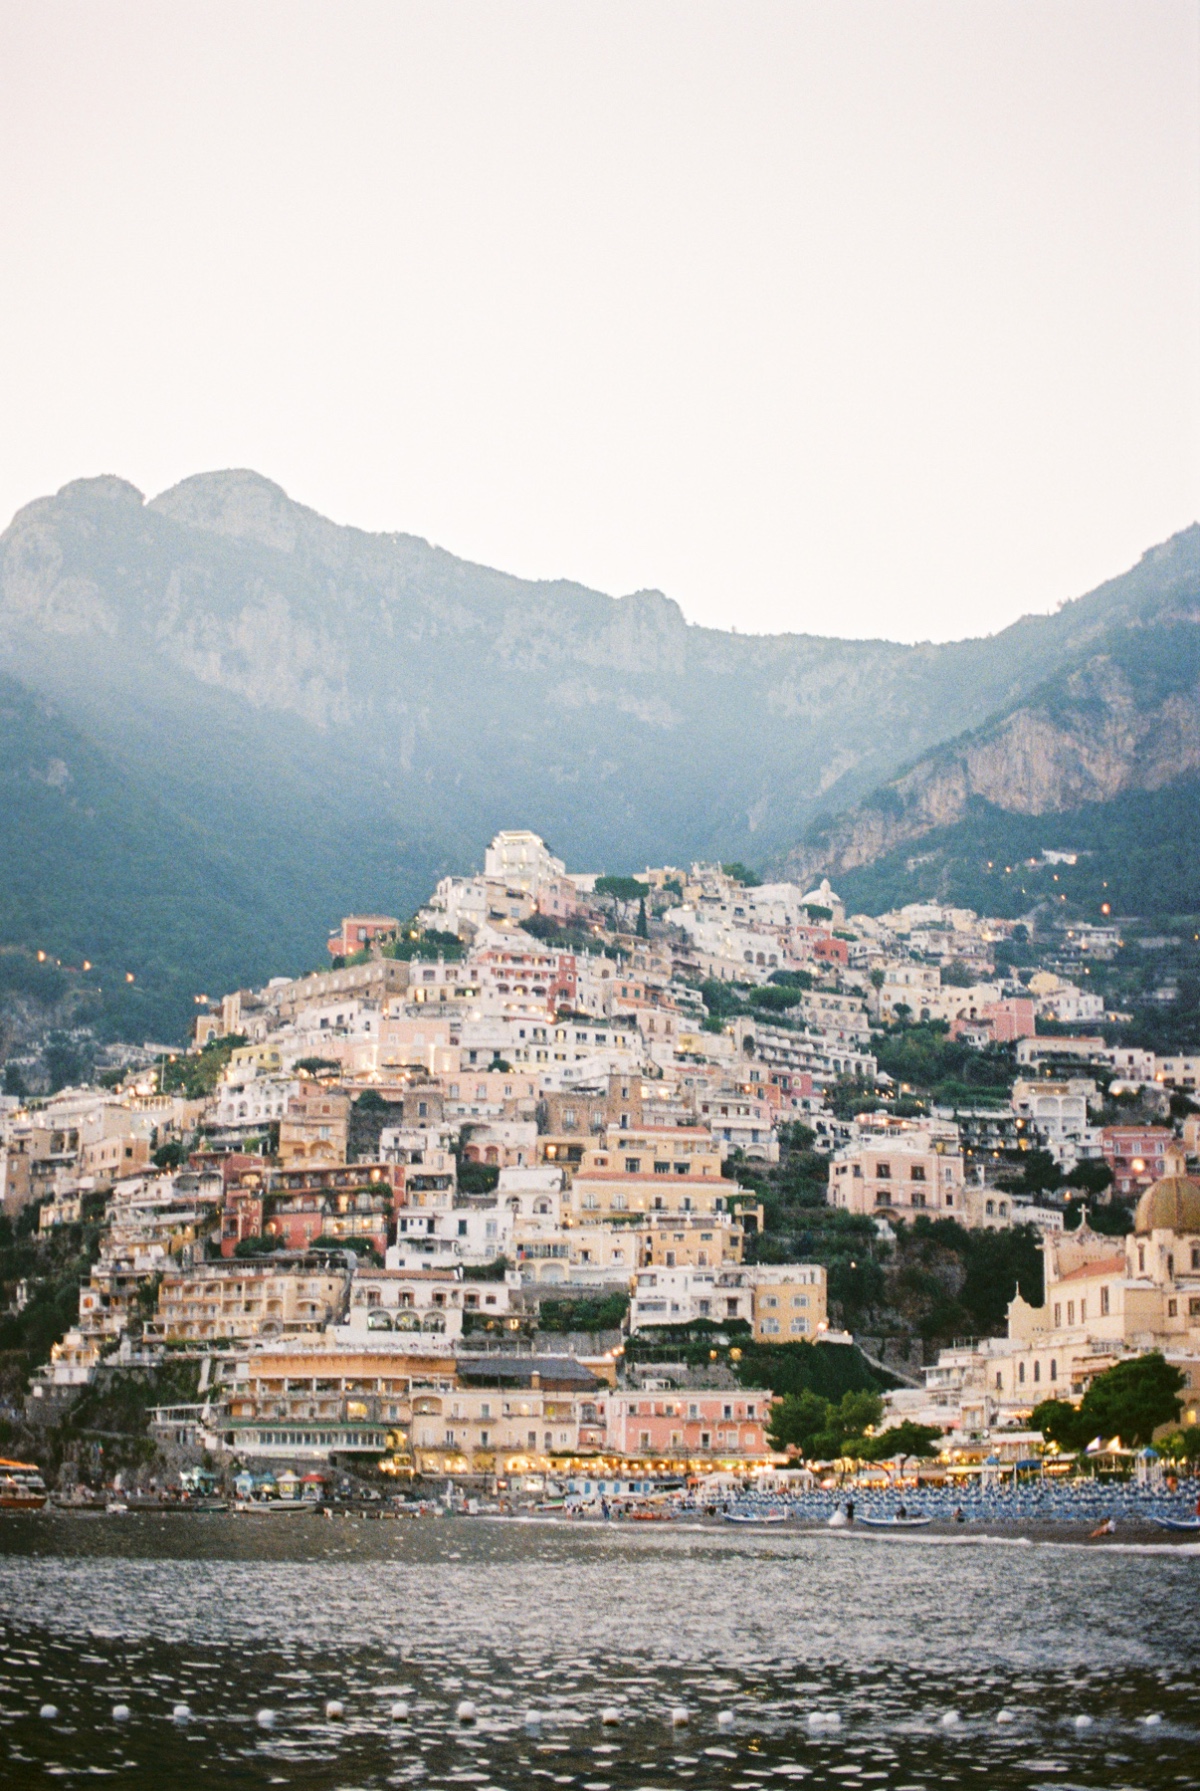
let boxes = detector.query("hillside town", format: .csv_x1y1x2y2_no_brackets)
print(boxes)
2,829,1199,1502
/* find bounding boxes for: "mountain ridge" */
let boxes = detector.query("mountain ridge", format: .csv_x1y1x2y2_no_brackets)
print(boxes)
3,468,1200,1037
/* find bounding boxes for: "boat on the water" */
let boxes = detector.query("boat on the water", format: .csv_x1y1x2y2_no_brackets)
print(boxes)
1149,1513,1200,1533
232,1498,315,1515
0,1459,47,1510
857,1513,933,1529
722,1509,789,1526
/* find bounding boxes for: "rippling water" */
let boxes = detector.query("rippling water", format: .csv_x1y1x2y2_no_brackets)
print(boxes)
0,1513,1197,1789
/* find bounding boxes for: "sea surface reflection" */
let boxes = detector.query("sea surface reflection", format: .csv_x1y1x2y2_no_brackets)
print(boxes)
0,1513,1196,1789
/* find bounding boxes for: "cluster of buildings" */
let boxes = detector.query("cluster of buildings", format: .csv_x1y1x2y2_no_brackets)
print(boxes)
893,1152,1200,1447
4,830,1199,1479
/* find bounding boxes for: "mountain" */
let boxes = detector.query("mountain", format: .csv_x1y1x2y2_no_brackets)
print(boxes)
2,469,1199,1037
783,592,1200,913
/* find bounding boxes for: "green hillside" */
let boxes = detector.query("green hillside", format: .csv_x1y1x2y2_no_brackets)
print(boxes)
0,673,329,1038
837,773,1200,919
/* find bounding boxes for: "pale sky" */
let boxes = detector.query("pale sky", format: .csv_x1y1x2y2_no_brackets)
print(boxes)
1,2,1197,642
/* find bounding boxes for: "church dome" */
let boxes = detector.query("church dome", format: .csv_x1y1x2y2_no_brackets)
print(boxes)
1133,1173,1200,1236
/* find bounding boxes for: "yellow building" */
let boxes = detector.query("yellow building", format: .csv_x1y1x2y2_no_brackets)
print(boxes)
750,1265,828,1341
146,1258,350,1343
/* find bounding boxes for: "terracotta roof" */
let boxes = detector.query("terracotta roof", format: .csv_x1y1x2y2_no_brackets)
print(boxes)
1054,1253,1126,1284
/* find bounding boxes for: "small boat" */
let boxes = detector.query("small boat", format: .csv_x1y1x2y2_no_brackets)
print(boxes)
233,1499,314,1515
722,1509,789,1526
857,1513,933,1529
0,1460,48,1511
1148,1514,1200,1533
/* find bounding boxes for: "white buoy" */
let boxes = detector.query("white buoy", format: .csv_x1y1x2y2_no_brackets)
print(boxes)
1143,1713,1163,1727
456,1699,477,1724
112,1703,131,1723
671,1706,690,1727
808,1711,841,1731
1074,1714,1093,1730
256,1707,276,1728
601,1706,621,1725
524,1708,542,1729
172,1703,191,1724
325,1698,344,1720
717,1709,735,1729
39,1704,58,1721
941,1710,961,1728
996,1708,1016,1724
390,1701,409,1721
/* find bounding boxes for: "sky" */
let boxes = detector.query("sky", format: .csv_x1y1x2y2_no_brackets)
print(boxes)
1,2,1197,643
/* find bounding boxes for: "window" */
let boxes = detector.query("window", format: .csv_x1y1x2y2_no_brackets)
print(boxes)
790,1317,809,1335
1033,1361,1041,1382
654,1161,669,1175
761,1318,780,1335
1067,1302,1075,1325
876,1162,891,1179
1049,1360,1057,1381
1100,1286,1109,1316
910,1164,926,1181
625,1158,641,1174
1018,1362,1025,1384
1053,1304,1061,1327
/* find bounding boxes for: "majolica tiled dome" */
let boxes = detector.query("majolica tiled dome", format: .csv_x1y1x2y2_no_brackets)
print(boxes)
1133,1173,1200,1236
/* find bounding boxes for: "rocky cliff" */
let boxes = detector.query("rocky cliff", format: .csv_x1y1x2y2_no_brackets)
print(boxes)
783,615,1200,888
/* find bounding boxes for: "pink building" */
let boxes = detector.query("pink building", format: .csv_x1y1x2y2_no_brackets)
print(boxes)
951,997,1035,1044
603,1388,771,1460
1100,1125,1176,1199
327,915,399,960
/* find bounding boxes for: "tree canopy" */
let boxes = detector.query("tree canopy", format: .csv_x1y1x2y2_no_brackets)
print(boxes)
1032,1352,1185,1449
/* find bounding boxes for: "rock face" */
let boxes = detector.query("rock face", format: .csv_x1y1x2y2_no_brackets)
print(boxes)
783,618,1200,886
2,467,1200,1035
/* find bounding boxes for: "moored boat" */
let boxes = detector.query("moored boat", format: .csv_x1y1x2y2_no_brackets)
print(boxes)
232,1498,315,1514
1148,1513,1200,1533
0,1459,48,1510
722,1509,789,1526
856,1513,933,1529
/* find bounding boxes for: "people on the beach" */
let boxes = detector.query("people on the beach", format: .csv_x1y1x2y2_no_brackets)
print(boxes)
1089,1516,1117,1538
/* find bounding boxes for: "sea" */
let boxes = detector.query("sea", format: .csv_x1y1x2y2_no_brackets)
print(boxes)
0,1513,1196,1790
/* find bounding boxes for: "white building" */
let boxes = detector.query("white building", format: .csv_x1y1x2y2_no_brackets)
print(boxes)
483,830,566,894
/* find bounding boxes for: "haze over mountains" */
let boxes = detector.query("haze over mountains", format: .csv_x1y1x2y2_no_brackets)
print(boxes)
2,470,1199,1040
